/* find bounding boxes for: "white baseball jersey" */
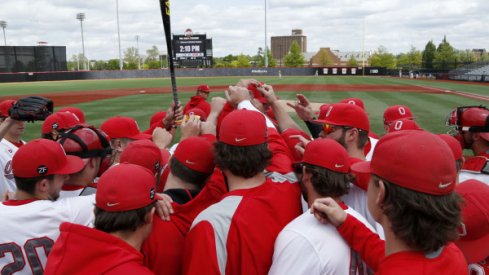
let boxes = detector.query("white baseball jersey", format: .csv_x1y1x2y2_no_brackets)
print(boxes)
459,171,489,185
365,137,378,161
0,195,95,275
269,206,376,275
0,139,22,198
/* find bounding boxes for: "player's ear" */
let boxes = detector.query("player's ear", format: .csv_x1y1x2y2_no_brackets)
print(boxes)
145,207,156,225
36,178,50,194
376,178,386,207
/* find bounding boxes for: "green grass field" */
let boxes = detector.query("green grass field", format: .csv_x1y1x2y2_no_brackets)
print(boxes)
0,76,487,141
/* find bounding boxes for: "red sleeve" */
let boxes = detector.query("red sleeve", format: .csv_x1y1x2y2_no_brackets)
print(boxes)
200,133,217,143
337,214,385,271
183,221,221,275
266,127,295,174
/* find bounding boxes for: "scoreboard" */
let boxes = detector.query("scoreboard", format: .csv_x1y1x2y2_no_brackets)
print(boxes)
172,34,211,67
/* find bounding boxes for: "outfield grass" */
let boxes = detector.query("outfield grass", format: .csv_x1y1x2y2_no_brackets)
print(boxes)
0,76,486,142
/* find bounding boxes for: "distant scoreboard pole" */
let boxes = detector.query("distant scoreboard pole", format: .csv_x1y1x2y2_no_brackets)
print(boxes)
172,29,212,68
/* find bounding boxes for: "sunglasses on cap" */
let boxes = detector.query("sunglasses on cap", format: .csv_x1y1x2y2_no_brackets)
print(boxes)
322,123,351,135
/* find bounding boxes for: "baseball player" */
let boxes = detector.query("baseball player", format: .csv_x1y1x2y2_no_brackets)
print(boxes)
44,164,157,274
270,139,375,275
383,104,415,133
311,131,467,274
183,93,302,275
0,139,95,274
57,125,112,198
183,84,211,118
0,99,26,199
41,111,82,141
446,105,489,184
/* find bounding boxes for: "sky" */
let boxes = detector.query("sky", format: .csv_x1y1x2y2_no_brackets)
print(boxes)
0,0,488,61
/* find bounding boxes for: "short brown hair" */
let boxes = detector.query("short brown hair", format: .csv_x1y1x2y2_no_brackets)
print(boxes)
304,164,352,198
374,175,462,253
170,157,211,188
14,175,55,195
94,202,155,233
214,142,271,179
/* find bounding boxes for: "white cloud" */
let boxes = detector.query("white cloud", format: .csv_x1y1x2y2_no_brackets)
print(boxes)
0,0,487,60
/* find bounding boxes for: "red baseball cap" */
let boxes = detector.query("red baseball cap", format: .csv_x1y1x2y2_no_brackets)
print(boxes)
387,118,422,133
351,130,457,195
120,140,165,174
454,179,489,263
248,83,268,104
100,116,151,140
42,112,82,135
57,107,85,123
96,163,160,212
197,84,211,93
313,103,370,132
12,139,85,178
438,134,463,161
302,139,350,173
339,98,365,110
185,107,207,121
219,109,267,146
0,100,16,117
150,111,167,126
173,137,214,173
383,105,414,124
459,107,489,142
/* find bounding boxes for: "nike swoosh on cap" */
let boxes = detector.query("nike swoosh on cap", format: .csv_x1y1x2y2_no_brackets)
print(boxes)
335,164,344,168
438,182,452,189
235,137,247,142
106,202,120,207
186,160,197,165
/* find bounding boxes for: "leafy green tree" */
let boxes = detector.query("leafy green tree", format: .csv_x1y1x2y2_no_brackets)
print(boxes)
369,46,396,69
433,36,457,70
146,46,160,62
457,49,476,65
480,52,489,62
283,41,305,67
398,46,422,70
123,47,139,69
92,60,107,70
422,40,436,69
106,59,120,70
236,54,251,67
145,60,161,69
318,51,333,66
346,55,358,66
257,48,276,67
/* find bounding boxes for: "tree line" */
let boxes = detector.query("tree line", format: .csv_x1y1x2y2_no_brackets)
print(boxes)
68,36,488,71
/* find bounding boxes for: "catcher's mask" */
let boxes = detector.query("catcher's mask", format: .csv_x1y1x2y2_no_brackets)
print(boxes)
446,105,489,148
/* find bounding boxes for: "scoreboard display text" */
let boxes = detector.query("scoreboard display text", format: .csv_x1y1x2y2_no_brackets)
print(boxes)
173,34,206,59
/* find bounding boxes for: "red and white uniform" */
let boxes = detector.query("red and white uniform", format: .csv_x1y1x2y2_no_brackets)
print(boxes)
142,169,227,275
269,202,376,275
183,96,211,118
0,139,23,196
59,185,85,198
0,196,95,275
45,222,152,275
182,178,302,275
337,214,467,274
459,154,489,185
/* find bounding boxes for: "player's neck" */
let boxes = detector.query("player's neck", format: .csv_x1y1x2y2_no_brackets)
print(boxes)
224,171,266,191
111,228,146,251
307,192,340,207
346,147,366,160
4,133,21,144
15,190,45,201
164,173,198,191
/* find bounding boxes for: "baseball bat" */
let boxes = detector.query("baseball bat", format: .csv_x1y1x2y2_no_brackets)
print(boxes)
159,0,179,106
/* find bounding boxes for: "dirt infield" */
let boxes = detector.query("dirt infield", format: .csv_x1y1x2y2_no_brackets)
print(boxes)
0,84,441,107
1,83,488,106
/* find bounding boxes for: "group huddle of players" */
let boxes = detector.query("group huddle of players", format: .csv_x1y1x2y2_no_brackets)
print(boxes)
0,79,488,274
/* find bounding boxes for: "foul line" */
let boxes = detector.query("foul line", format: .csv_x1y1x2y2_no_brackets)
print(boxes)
415,85,489,102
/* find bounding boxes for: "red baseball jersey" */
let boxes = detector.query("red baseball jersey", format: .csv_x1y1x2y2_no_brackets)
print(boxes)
182,178,302,275
142,169,227,274
44,223,152,275
183,96,211,118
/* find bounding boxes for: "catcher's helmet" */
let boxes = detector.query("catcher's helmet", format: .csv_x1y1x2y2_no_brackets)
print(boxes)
58,125,112,159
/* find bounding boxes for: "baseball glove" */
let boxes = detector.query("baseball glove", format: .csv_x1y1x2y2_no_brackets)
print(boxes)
9,96,53,122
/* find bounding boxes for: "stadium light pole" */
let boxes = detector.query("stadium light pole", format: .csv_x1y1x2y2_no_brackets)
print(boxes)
116,0,123,70
76,13,87,70
0,21,7,46
264,0,268,68
135,35,140,70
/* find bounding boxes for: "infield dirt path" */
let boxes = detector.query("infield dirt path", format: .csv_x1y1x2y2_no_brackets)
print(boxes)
1,83,488,106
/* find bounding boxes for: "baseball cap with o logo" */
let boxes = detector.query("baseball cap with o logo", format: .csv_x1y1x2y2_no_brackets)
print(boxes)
313,103,370,132
388,118,422,133
12,139,85,178
351,130,457,195
383,105,414,125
